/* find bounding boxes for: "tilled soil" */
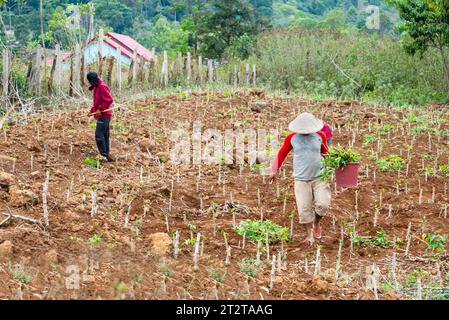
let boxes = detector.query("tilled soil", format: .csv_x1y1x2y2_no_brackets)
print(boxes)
0,89,448,300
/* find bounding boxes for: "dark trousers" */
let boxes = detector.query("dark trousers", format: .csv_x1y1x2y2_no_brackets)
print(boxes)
95,118,110,157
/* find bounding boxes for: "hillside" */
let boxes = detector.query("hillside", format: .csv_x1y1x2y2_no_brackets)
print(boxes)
1,0,397,51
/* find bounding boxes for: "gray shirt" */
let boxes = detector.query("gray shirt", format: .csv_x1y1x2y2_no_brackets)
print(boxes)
291,133,324,181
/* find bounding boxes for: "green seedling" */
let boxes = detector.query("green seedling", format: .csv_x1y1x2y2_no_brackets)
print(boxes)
439,164,449,177
83,156,100,169
363,133,377,145
13,271,31,284
376,155,405,172
235,219,290,243
207,268,226,283
423,233,447,253
89,233,103,246
351,229,390,248
238,258,262,278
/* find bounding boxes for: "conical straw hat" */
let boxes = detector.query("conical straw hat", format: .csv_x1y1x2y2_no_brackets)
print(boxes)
288,113,324,134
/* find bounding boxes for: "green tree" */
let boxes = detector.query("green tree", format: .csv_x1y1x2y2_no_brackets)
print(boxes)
319,8,348,31
196,0,260,58
135,16,189,53
388,0,449,100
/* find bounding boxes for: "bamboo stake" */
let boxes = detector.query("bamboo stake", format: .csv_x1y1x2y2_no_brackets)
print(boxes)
269,254,276,290
193,232,201,270
42,170,50,228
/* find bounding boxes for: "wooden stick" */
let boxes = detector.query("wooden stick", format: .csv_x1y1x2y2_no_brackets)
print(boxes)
0,210,41,226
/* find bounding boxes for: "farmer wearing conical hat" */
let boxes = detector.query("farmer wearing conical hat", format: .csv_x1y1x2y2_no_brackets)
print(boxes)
270,113,331,246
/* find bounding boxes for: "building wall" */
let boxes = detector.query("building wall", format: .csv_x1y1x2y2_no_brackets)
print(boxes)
62,42,132,70
83,42,132,65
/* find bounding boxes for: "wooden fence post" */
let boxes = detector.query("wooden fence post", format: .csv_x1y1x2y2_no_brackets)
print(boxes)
128,56,135,87
106,57,114,86
35,45,42,96
88,3,95,41
186,52,192,83
198,56,203,84
245,64,249,86
55,44,62,96
252,64,257,86
116,46,122,93
69,58,74,97
74,43,81,95
161,50,168,87
47,52,56,95
177,52,183,81
80,48,89,88
80,49,86,88
138,56,146,83
233,65,238,87
207,59,213,84
98,28,104,76
2,48,9,101
132,48,138,84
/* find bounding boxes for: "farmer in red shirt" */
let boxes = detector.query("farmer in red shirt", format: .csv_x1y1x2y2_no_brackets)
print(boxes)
87,72,115,162
270,113,331,246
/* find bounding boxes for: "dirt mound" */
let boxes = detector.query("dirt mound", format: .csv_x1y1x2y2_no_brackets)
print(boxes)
149,233,172,256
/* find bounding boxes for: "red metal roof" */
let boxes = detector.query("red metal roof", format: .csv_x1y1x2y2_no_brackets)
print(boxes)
106,32,155,61
45,51,72,65
62,32,156,62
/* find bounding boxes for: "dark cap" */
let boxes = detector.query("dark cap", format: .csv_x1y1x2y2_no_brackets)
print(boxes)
87,71,99,87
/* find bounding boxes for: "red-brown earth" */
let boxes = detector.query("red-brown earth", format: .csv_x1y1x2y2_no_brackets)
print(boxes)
0,89,448,299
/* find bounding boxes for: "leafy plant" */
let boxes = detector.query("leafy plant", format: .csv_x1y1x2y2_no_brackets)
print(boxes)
377,124,394,135
159,265,173,277
13,271,31,284
207,268,226,283
423,233,447,253
424,167,437,175
351,229,390,248
375,154,405,172
234,219,290,243
371,229,390,247
250,162,269,173
89,233,103,246
184,236,197,246
132,274,143,283
83,156,100,169
321,146,361,181
114,122,129,132
238,258,262,278
439,164,449,177
363,133,377,146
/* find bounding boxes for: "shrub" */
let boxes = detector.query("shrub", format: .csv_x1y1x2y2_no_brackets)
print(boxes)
248,29,446,105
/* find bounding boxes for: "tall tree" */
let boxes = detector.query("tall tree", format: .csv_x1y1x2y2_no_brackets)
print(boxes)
196,0,259,58
39,0,44,47
388,0,449,99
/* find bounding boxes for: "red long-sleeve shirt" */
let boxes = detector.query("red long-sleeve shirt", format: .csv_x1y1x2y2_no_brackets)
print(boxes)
90,79,113,120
